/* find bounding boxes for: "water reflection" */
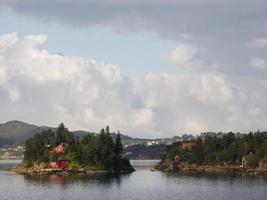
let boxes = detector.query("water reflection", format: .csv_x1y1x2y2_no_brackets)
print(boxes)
22,172,128,187
168,171,267,184
0,162,267,200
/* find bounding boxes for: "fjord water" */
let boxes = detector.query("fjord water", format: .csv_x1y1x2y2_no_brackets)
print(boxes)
0,160,266,200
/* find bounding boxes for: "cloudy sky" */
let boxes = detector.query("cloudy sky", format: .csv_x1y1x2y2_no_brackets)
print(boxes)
0,0,267,138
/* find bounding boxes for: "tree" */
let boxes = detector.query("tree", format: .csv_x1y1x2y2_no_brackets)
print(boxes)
55,123,76,153
56,123,66,145
114,132,123,156
96,127,114,168
23,129,55,166
77,134,97,166
106,126,110,134
113,132,123,170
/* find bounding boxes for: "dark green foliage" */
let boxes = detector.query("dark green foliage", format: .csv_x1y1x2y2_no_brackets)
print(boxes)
114,132,123,155
164,132,267,168
77,134,97,166
97,126,114,168
188,144,204,164
166,142,183,160
113,133,125,170
247,139,267,168
23,123,133,171
56,123,76,153
23,130,56,164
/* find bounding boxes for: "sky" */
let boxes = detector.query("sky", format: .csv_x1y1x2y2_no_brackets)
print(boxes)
0,0,267,138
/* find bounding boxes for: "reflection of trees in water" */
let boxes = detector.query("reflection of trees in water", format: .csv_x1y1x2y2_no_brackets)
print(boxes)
23,173,132,187
168,171,267,184
49,174,67,184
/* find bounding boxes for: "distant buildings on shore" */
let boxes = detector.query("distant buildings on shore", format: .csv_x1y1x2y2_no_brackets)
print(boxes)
124,132,252,149
0,145,24,160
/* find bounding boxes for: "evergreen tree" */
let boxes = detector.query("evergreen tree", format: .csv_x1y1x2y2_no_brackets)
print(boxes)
97,127,114,168
56,123,66,145
55,123,76,153
106,126,110,134
114,132,123,155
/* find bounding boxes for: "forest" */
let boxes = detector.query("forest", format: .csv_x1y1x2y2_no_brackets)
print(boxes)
23,123,133,172
164,131,267,168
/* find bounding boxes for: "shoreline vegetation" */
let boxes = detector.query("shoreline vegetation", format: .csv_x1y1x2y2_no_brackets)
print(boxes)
12,123,135,175
155,131,267,176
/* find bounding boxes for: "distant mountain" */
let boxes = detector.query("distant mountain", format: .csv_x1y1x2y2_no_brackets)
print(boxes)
0,121,49,142
0,120,136,144
0,120,88,143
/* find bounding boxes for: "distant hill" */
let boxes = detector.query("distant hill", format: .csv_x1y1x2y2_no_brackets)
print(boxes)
0,121,50,142
0,121,90,143
0,120,137,144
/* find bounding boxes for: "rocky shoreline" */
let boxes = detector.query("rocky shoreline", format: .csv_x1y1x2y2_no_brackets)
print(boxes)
11,163,135,176
155,160,267,176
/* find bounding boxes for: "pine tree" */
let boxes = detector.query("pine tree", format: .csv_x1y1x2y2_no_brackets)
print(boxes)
106,126,110,134
56,123,66,145
114,132,123,155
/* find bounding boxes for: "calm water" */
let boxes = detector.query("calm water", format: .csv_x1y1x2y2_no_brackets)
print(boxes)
0,160,266,200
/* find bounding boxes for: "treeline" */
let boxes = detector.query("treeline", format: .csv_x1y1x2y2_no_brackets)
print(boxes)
165,131,267,168
23,123,133,171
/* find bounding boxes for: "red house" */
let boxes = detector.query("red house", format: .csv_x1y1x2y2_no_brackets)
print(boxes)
182,140,201,149
54,144,64,154
49,160,69,169
174,155,181,162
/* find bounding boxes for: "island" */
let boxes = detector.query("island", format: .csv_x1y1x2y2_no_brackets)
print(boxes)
155,131,267,175
12,123,135,175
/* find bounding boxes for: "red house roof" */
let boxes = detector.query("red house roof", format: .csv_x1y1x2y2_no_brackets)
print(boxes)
49,160,69,169
182,140,201,149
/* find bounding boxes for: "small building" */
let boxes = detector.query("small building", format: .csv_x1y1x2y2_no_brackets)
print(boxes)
182,140,201,149
174,155,181,163
1,151,10,159
49,159,69,169
54,144,64,154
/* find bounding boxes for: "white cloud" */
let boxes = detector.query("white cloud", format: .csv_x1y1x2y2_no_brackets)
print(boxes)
0,56,9,84
0,33,267,137
0,32,18,48
168,46,217,71
8,87,20,102
169,46,201,69
134,107,154,125
184,120,207,133
1,0,267,82
190,74,233,104
250,58,267,70
248,108,263,117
